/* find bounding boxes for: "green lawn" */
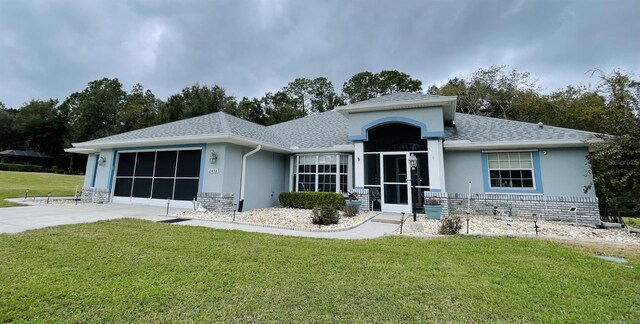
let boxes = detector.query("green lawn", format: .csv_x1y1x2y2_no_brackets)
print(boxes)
0,171,84,207
1,219,638,323
623,217,640,228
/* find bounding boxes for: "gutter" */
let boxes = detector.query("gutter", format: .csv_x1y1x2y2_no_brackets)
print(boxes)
238,145,261,212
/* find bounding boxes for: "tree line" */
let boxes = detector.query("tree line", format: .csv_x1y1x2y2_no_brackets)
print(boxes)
0,67,638,214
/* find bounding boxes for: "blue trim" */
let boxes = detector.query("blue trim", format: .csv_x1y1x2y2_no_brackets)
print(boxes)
90,154,99,187
348,116,445,141
481,151,544,194
430,188,441,192
198,144,206,192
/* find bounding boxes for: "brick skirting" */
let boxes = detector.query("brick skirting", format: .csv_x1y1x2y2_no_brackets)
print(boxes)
424,192,600,225
81,187,110,204
197,192,234,212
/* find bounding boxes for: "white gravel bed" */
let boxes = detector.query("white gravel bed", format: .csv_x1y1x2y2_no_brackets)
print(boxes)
397,214,640,245
173,207,378,230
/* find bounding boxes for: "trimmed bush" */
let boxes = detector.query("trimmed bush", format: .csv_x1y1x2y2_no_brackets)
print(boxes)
439,215,463,235
0,163,44,173
279,192,345,209
311,206,340,225
343,205,357,217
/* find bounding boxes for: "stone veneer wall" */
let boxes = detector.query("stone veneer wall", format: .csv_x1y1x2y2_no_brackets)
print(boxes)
352,188,370,212
197,192,234,212
424,192,600,225
81,187,110,204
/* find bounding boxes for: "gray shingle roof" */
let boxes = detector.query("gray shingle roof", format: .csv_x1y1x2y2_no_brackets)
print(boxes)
268,111,350,149
343,92,445,108
79,112,289,148
73,103,602,151
446,113,600,142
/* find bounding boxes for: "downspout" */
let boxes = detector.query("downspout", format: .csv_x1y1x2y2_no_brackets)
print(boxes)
238,145,261,212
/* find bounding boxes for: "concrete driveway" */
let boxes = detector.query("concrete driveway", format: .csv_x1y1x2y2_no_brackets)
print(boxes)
0,199,402,239
0,200,179,234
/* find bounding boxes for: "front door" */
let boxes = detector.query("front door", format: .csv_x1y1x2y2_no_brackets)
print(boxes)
381,153,412,213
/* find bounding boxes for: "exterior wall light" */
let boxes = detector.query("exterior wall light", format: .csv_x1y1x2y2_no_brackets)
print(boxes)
209,151,218,164
408,153,417,170
98,156,106,166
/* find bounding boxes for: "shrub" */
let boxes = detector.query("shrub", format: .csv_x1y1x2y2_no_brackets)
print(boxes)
439,215,463,235
0,163,44,172
425,197,440,205
311,206,340,225
279,192,345,209
343,205,357,217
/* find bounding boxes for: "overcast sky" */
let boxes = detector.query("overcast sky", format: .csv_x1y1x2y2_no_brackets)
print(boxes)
0,0,638,108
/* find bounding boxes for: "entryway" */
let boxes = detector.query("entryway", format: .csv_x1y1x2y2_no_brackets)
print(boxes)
363,123,431,214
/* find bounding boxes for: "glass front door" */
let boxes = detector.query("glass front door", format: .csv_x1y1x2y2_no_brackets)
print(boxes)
381,153,412,213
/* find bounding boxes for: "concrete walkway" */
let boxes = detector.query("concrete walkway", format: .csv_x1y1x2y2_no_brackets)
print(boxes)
176,212,402,239
0,199,401,239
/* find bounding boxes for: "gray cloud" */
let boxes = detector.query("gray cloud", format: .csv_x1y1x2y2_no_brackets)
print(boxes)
1,0,638,108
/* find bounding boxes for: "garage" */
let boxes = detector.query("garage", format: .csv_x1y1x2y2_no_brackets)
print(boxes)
112,149,202,207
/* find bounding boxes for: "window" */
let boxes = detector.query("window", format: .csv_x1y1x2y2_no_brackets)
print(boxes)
295,154,351,193
487,152,534,188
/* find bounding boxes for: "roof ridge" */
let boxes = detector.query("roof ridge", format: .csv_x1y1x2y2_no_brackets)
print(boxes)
218,112,231,133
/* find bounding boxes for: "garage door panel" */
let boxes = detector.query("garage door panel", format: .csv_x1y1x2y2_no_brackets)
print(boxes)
174,179,199,201
135,152,155,177
152,179,174,199
114,178,133,197
117,153,136,176
132,178,152,198
155,151,177,177
177,150,201,178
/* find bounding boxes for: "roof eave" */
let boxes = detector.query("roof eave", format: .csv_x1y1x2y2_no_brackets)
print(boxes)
443,138,606,151
290,144,355,153
70,134,292,154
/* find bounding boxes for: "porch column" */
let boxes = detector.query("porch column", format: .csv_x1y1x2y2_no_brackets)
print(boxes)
354,142,364,188
427,139,446,192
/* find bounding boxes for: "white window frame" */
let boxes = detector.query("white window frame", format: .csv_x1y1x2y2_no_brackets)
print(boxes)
487,151,536,189
293,153,351,193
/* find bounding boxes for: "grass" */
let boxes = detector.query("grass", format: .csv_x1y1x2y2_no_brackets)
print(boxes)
623,217,640,228
0,171,84,207
1,219,638,323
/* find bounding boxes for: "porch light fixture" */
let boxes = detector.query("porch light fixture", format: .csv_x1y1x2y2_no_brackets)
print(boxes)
408,154,418,222
209,151,218,164
98,156,106,166
408,154,417,169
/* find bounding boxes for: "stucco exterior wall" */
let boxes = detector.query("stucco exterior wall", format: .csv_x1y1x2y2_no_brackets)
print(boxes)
200,143,227,194
539,147,594,197
241,149,286,210
443,150,484,194
444,147,594,197
83,154,98,188
93,149,115,190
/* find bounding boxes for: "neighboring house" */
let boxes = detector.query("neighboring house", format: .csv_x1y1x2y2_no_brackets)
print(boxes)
66,93,604,224
0,150,53,166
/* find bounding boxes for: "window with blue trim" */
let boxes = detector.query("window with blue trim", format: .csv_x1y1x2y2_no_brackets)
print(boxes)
487,152,534,189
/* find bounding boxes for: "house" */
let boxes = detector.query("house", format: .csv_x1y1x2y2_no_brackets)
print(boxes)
66,93,604,224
